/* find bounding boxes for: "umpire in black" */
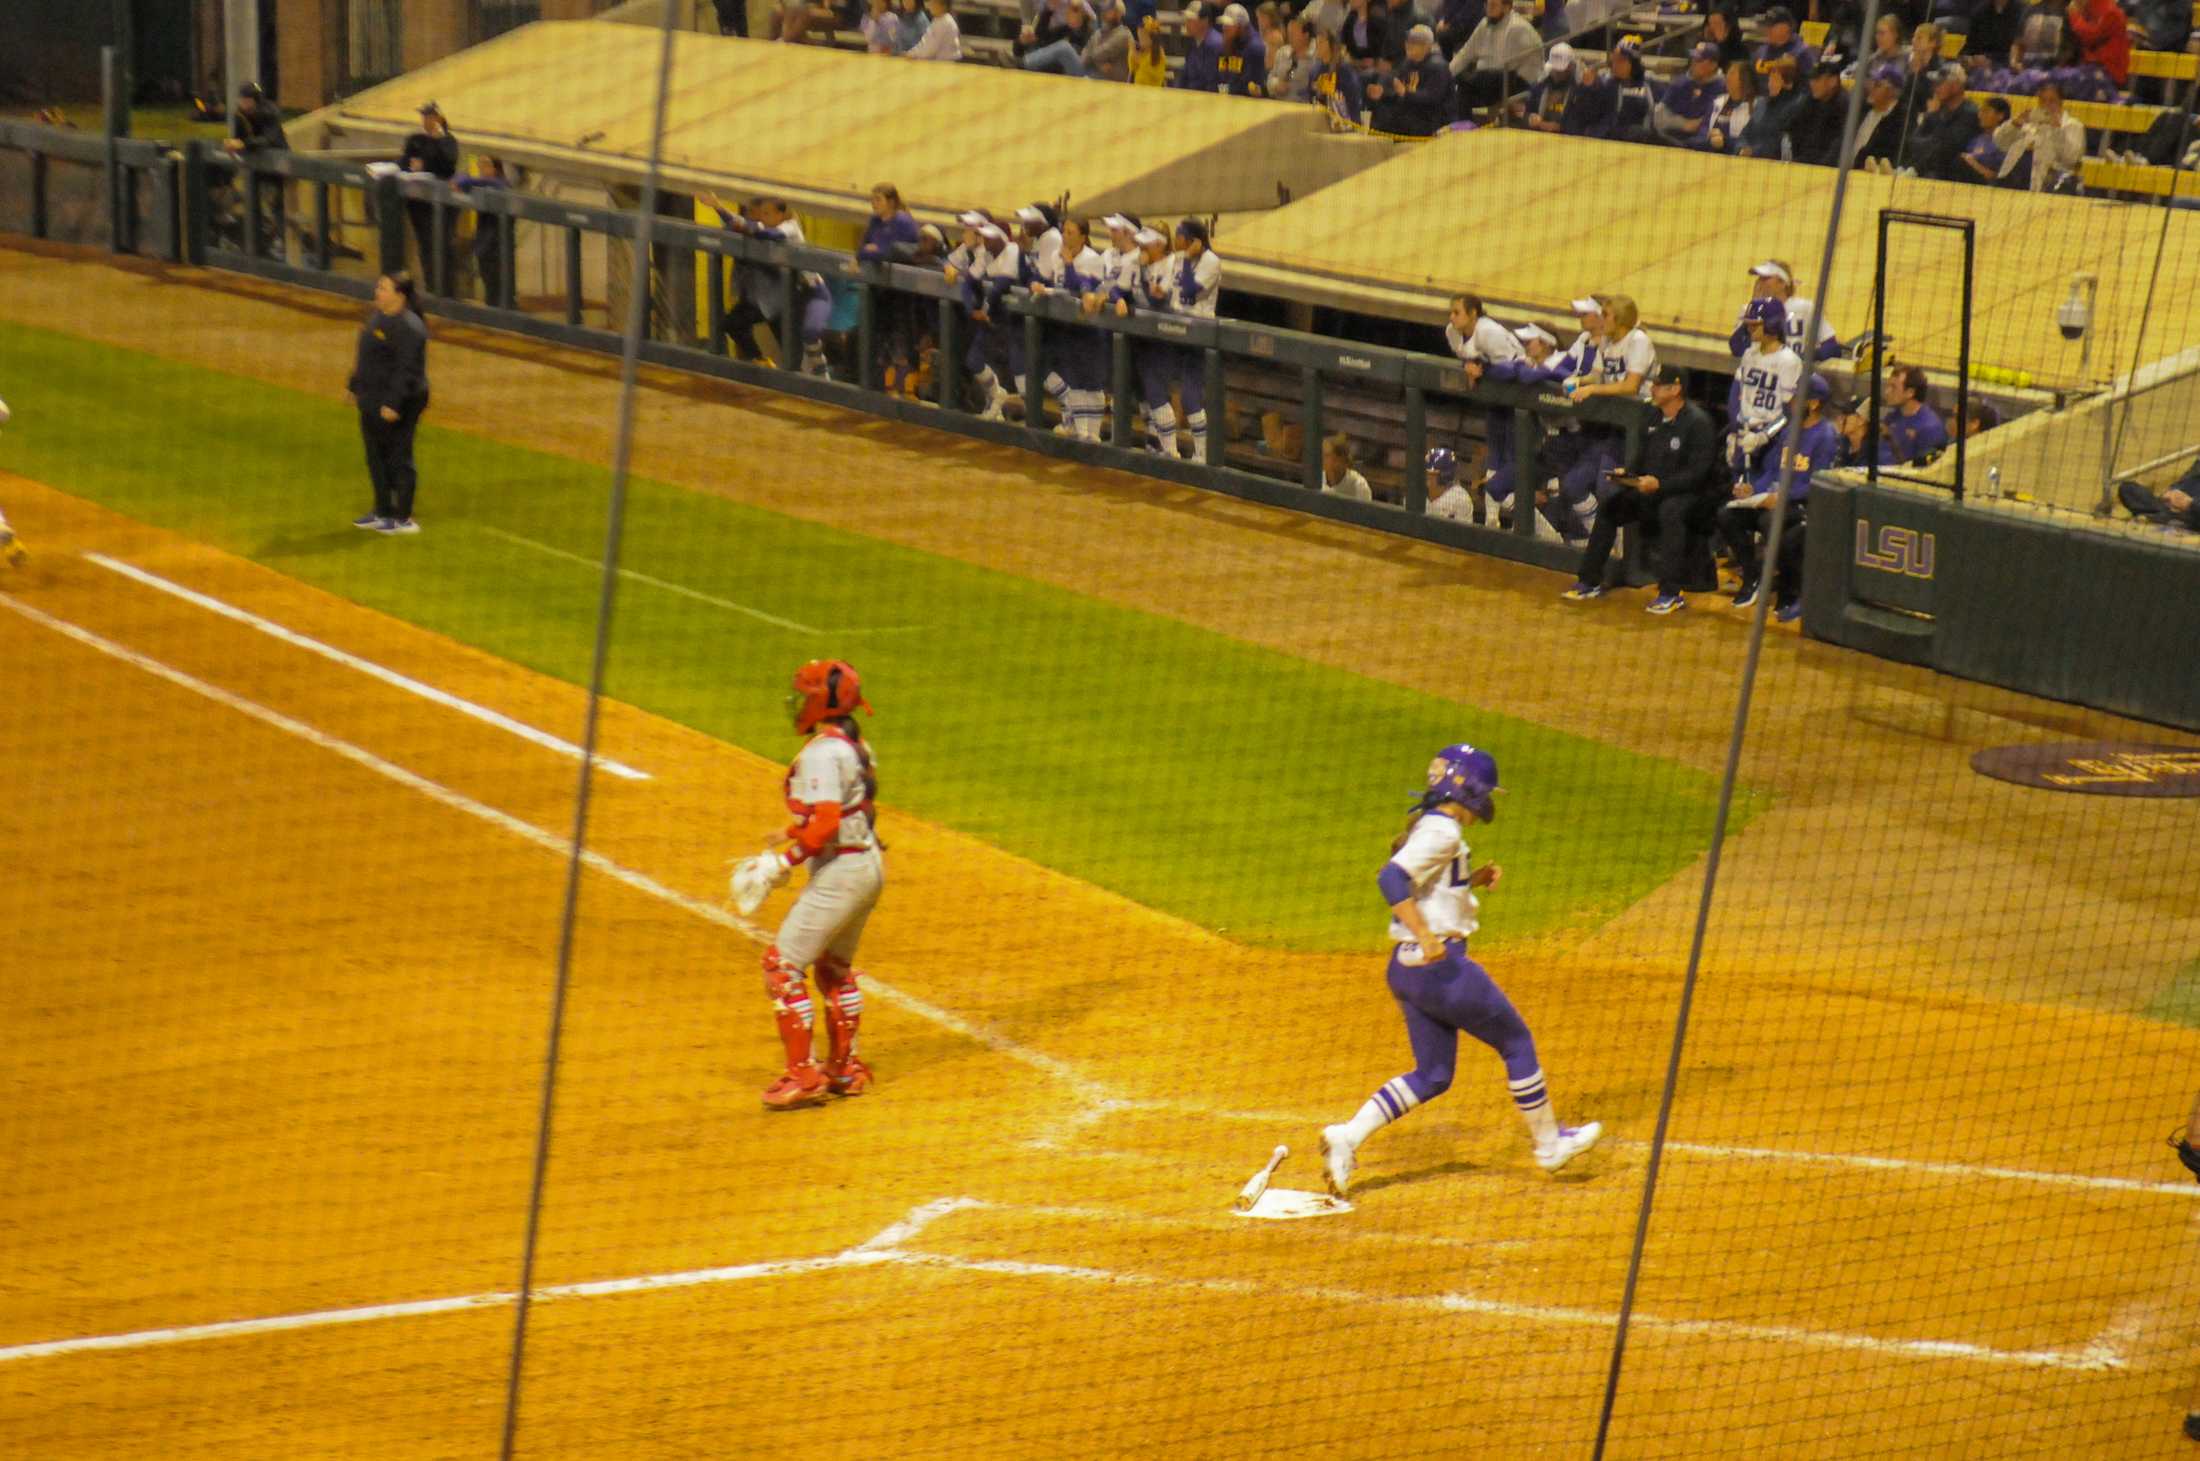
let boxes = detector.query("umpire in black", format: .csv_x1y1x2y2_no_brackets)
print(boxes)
1562,363,1721,613
348,273,430,535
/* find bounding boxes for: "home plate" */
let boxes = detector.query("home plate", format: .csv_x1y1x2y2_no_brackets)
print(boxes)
1234,1188,1353,1220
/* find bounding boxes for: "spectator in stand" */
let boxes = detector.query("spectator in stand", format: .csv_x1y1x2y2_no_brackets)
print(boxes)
1562,364,1721,614
1131,15,1172,80
713,0,748,34
1023,0,1096,71
1960,94,2016,178
1264,7,1312,96
1370,25,1456,130
892,0,929,50
708,194,835,378
2063,0,2131,87
1703,6,1751,67
2117,463,2200,530
1755,7,1818,72
1731,260,1842,361
1737,56,1804,155
225,79,289,159
1479,322,1566,527
1079,0,1134,77
1833,400,1893,464
1175,3,1227,86
2045,27,2121,98
2126,0,2188,49
398,102,461,290
1881,364,1950,462
1904,21,1950,86
1523,44,1615,136
1321,434,1375,499
1847,13,1911,81
1995,81,2086,188
1850,68,1912,169
1696,61,1759,151
1309,26,1370,118
1450,0,1546,112
863,0,902,51
1720,372,1834,618
1905,66,1982,176
1958,399,2001,435
1216,4,1272,92
1653,42,1728,143
1606,38,1660,141
1300,0,1350,35
1785,58,1849,163
860,182,920,263
1958,0,2032,57
1342,0,1400,75
906,0,962,58
1433,0,1481,57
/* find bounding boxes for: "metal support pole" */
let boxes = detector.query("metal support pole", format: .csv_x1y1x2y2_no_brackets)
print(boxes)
937,297,962,410
1869,212,1888,483
856,280,877,391
1403,386,1427,513
103,48,129,254
1202,347,1225,468
780,263,801,370
244,165,263,258
30,151,49,239
1023,312,1046,428
374,175,406,275
706,254,727,354
1513,407,1541,537
1300,366,1323,490
565,226,584,326
431,199,449,296
498,213,517,310
313,181,331,270
222,0,261,135
1953,223,1973,501
179,142,205,262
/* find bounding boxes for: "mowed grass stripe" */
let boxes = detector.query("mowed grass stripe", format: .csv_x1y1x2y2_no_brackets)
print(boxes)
0,319,1738,951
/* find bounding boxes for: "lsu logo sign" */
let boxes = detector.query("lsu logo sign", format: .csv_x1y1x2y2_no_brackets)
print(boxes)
1854,520,1936,579
1972,742,2200,798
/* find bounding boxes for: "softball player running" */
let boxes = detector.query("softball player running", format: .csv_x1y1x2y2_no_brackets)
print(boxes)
753,660,885,1110
1320,745,1601,1194
0,396,23,567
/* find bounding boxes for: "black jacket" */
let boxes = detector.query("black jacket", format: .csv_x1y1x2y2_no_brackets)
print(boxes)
400,129,461,181
231,103,288,153
1908,98,1981,180
1785,91,1848,166
348,307,430,416
1630,400,1719,499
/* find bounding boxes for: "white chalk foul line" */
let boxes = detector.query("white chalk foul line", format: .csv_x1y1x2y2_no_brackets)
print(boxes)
0,1200,978,1366
84,552,649,782
0,593,1106,1107
483,527,829,636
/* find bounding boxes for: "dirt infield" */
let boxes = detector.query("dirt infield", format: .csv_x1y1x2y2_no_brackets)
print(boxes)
4,245,2200,1458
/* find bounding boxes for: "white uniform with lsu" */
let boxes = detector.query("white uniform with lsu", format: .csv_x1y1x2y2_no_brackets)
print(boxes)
1733,344,1804,438
1385,811,1480,953
775,731,884,968
1173,249,1222,318
1594,326,1657,399
1446,316,1524,368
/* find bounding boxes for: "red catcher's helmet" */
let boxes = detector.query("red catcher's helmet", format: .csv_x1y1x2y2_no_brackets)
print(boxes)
787,659,871,733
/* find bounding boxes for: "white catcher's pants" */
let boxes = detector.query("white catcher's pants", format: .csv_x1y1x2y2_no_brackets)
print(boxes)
774,847,884,968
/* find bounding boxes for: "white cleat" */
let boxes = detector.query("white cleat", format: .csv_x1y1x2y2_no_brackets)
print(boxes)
1536,1122,1604,1173
1319,1124,1357,1197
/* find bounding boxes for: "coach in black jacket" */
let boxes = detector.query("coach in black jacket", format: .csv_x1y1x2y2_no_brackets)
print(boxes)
1563,365,1721,612
347,274,431,534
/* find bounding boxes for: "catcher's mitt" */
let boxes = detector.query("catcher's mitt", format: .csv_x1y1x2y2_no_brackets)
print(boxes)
729,851,790,916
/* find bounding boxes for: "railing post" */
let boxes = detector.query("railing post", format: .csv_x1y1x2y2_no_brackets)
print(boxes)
1403,384,1428,513
375,173,406,277
1110,331,1134,448
1301,366,1324,490
780,259,801,371
856,277,877,391
179,141,205,262
564,225,583,326
1022,309,1045,428
937,296,962,410
1202,344,1224,468
706,249,727,354
313,180,331,271
30,150,49,240
1513,405,1541,537
497,212,516,309
430,196,449,296
244,164,264,259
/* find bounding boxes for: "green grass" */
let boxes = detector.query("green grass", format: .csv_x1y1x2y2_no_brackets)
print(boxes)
2143,957,2200,1028
2,319,1744,951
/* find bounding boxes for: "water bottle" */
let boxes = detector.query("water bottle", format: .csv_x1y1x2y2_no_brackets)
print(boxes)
1987,465,2002,501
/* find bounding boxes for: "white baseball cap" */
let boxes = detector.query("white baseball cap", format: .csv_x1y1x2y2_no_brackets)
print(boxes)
1222,2,1251,24
1405,22,1435,44
1014,204,1049,225
1514,323,1557,346
1750,260,1794,286
957,209,988,228
1547,42,1579,71
978,222,1007,241
1133,226,1166,246
1101,212,1134,232
1569,296,1600,314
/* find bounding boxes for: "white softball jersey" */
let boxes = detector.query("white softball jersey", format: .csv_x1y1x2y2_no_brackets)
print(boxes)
1386,811,1482,947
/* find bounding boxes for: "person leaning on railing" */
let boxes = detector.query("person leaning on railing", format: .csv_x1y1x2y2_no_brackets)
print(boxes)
451,157,511,305
220,82,289,255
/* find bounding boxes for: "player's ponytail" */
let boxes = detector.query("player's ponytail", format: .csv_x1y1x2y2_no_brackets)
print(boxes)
1390,811,1420,855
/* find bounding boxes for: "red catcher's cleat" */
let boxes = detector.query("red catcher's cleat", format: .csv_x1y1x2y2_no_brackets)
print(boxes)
762,1065,829,1110
826,1057,874,1097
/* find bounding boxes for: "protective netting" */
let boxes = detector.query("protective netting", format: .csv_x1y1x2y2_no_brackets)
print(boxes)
2,2,2199,1458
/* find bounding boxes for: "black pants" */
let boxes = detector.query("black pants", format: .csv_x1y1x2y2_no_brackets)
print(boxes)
474,235,504,307
1717,501,1808,603
1578,487,1717,594
361,402,425,521
405,199,450,293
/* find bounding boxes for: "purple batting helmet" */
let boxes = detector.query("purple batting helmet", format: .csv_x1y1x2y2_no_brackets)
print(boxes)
1744,296,1789,337
1420,744,1500,821
1425,446,1458,488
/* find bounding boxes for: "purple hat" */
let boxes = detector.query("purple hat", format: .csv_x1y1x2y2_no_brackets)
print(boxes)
1421,744,1500,821
1744,296,1789,334
1690,40,1720,62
